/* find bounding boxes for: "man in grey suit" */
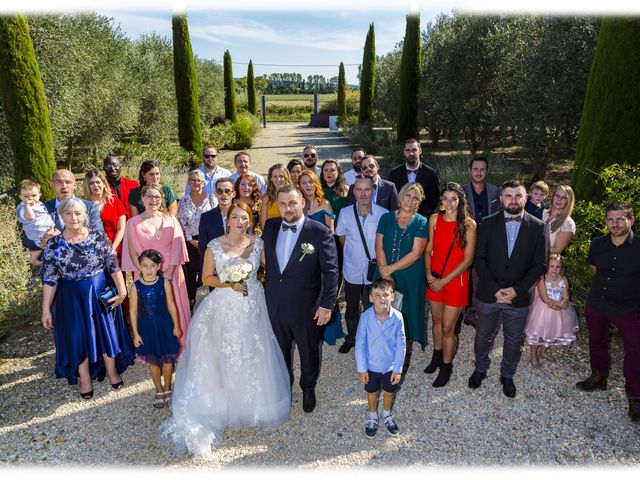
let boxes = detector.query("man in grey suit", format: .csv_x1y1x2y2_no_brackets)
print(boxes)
345,156,398,212
467,180,547,398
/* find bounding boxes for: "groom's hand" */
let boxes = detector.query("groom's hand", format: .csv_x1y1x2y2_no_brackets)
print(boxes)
314,307,332,326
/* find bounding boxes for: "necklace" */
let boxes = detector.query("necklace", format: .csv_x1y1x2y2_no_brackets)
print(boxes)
390,212,412,263
226,233,247,247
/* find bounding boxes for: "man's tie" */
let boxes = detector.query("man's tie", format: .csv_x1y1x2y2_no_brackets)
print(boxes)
505,216,522,223
282,223,297,233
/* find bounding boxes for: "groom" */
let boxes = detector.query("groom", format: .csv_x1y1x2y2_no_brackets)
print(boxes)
263,184,339,413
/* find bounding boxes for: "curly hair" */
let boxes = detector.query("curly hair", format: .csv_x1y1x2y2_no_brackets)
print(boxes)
320,160,348,197
298,169,325,202
440,182,471,249
266,164,292,203
234,174,261,213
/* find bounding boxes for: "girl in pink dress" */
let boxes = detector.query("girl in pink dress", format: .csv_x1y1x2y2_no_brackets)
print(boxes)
524,253,578,367
122,183,191,351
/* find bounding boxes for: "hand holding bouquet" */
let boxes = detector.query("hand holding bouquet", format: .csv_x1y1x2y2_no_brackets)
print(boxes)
219,257,253,296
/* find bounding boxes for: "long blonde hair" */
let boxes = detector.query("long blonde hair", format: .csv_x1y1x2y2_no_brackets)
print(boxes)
83,169,113,205
548,185,575,233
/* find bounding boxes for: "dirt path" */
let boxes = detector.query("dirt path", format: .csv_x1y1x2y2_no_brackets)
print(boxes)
220,122,354,177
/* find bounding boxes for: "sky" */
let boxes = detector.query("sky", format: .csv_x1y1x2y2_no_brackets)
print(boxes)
2,1,640,85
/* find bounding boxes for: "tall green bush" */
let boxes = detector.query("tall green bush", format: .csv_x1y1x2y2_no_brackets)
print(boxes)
573,17,640,201
0,15,55,199
172,13,202,166
359,23,375,125
337,62,347,121
223,50,237,122
397,14,421,143
247,60,257,116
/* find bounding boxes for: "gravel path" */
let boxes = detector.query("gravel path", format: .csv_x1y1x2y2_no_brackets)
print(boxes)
2,124,639,468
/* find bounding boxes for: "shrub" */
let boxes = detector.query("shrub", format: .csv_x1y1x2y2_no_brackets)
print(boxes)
204,114,259,151
266,104,310,122
0,201,41,339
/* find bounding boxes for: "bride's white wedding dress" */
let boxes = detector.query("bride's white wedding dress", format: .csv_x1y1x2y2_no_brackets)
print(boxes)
159,237,291,457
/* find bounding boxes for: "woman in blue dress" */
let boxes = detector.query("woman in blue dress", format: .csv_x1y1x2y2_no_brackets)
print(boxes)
41,198,134,399
298,170,345,345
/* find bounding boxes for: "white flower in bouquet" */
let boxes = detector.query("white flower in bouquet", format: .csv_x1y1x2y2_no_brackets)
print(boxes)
220,257,253,295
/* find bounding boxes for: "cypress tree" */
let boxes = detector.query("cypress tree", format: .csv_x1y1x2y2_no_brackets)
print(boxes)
0,15,56,199
223,50,237,122
247,60,257,116
359,23,375,125
337,62,347,120
573,17,640,201
396,14,421,143
171,13,202,165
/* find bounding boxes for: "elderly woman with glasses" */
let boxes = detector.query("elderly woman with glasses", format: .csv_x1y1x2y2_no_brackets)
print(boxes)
41,198,134,399
178,169,218,309
122,183,191,351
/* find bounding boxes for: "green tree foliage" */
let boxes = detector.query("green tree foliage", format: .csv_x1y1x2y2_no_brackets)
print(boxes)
397,14,421,143
172,14,202,164
359,23,375,125
247,60,257,116
223,50,237,122
573,17,640,201
0,15,55,198
337,62,347,120
195,56,224,127
373,48,402,126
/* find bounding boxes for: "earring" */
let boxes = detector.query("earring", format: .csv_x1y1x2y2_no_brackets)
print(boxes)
439,203,445,212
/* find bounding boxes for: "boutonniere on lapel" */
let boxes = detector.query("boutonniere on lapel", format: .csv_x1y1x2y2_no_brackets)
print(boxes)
299,243,315,262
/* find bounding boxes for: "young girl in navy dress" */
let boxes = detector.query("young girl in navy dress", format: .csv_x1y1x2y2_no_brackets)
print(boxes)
129,249,182,408
524,253,578,367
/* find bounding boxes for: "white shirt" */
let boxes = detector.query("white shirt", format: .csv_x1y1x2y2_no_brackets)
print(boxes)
343,168,358,186
229,171,267,196
406,165,419,183
276,216,305,272
335,203,388,284
184,164,232,196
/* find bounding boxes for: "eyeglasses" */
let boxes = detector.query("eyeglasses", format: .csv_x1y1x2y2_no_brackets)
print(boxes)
216,188,233,194
303,153,317,158
362,163,376,170
144,195,162,201
204,154,217,159
189,178,203,183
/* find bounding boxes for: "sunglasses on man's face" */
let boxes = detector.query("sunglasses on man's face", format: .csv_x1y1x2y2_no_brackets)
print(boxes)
362,163,376,170
204,154,217,159
216,188,233,194
303,153,317,158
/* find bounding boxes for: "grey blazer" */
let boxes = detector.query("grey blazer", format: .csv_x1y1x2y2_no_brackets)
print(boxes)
462,182,500,221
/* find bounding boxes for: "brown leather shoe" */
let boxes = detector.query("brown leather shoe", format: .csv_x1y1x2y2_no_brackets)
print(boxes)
628,396,640,423
575,368,608,391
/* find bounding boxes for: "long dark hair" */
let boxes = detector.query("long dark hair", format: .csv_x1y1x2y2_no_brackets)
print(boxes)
138,159,160,186
320,159,348,197
440,182,471,249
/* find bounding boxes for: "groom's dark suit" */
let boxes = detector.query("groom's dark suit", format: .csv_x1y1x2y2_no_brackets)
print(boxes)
263,217,339,392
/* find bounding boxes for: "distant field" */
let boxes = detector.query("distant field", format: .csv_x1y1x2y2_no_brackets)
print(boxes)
265,93,337,107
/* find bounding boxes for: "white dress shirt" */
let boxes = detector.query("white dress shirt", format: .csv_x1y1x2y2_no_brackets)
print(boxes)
343,168,358,186
276,216,305,272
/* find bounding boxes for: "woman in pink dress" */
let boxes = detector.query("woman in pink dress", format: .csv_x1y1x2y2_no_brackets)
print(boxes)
122,183,191,351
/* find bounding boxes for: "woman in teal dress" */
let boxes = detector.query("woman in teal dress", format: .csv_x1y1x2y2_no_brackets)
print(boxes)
298,169,345,345
375,182,428,372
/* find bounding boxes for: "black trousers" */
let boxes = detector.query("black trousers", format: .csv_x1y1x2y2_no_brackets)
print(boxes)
343,280,372,345
183,237,202,303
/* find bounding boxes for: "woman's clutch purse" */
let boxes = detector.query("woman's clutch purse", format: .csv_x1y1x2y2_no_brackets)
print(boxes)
99,286,117,309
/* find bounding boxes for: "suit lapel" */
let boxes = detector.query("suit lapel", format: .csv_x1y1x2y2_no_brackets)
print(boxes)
497,215,510,260
271,218,283,275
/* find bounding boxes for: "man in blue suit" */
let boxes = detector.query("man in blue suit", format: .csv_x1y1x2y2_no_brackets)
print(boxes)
262,184,339,413
23,169,103,250
198,177,236,272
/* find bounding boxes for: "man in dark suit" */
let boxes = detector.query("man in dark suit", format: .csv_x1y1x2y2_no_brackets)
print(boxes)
23,169,103,252
345,156,398,211
468,180,547,398
262,184,339,413
388,138,440,218
198,177,235,271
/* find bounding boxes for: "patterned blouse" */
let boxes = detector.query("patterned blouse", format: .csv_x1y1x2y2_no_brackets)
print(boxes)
42,230,120,287
177,193,217,241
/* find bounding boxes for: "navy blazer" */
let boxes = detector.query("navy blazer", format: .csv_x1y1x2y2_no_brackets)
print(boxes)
43,197,104,233
345,177,398,211
473,211,547,308
262,217,338,320
387,162,440,218
198,207,225,261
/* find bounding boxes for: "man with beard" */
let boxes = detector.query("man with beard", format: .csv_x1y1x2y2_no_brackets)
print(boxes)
302,145,321,177
467,180,546,398
184,145,231,196
576,202,640,424
388,138,440,218
343,147,366,186
103,155,139,214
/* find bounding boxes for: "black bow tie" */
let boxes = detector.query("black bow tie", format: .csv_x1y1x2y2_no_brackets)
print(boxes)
407,169,418,175
505,216,522,223
282,223,297,233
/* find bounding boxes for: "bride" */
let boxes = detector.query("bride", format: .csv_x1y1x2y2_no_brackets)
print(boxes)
159,203,291,457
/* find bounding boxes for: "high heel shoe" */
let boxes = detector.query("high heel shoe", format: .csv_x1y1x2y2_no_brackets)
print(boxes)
80,390,94,400
111,380,124,390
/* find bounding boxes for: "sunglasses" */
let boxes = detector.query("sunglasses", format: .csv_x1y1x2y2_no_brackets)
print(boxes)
216,188,233,194
362,163,376,169
303,153,317,158
204,154,217,159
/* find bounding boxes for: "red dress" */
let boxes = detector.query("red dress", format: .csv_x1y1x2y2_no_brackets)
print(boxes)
426,213,469,307
101,196,128,255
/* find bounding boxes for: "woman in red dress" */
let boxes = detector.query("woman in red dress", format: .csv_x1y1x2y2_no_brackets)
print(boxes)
84,169,128,255
423,182,477,387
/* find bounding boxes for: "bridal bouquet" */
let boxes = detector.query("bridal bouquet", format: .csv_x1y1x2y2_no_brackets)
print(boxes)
219,257,253,296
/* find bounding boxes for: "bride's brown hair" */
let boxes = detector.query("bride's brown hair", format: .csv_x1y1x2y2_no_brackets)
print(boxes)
226,202,254,232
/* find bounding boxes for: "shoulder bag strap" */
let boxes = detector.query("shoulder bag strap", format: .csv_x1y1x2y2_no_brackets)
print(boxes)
353,203,371,261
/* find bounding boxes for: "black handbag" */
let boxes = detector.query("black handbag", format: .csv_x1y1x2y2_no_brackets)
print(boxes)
431,237,456,279
353,204,377,282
